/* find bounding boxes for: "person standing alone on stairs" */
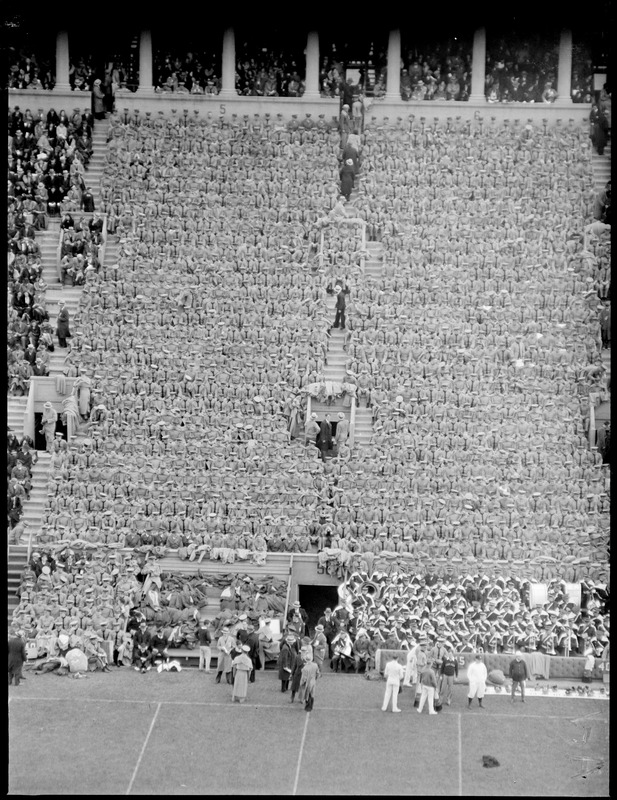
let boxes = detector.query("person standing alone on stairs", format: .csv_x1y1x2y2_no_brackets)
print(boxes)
332,284,347,330
339,158,355,201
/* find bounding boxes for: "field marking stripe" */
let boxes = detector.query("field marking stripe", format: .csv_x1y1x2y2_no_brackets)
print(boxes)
292,712,310,795
458,713,463,796
126,702,161,795
8,697,609,717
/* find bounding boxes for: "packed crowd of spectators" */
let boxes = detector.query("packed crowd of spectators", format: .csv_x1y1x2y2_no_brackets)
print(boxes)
6,47,55,90
59,212,104,286
7,105,99,394
338,566,608,660
9,540,289,669
7,107,610,662
235,41,306,97
485,35,593,103
154,48,222,95
7,429,38,532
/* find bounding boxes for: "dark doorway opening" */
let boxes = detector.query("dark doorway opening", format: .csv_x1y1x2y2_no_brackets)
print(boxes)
298,585,340,634
34,412,68,452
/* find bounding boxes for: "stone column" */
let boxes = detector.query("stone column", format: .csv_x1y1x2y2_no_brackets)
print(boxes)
469,27,486,102
304,31,320,99
137,29,153,93
385,29,401,101
220,27,236,99
54,30,70,91
557,28,573,103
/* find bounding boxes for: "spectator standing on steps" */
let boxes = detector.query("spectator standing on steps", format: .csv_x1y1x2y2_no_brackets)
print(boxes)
56,301,70,347
332,284,347,330
40,402,58,452
81,186,95,212
92,79,106,121
339,158,355,201
508,650,529,703
339,104,353,149
589,102,609,155
304,412,321,449
381,654,405,712
334,412,350,449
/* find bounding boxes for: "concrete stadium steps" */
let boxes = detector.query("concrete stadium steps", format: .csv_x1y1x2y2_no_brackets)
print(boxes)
104,240,120,266
45,286,83,374
19,451,51,533
7,396,28,439
84,122,110,210
352,406,373,447
591,142,611,191
37,222,62,286
364,240,383,279
323,328,347,383
7,545,29,624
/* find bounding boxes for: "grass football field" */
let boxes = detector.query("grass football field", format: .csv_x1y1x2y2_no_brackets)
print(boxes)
8,669,609,796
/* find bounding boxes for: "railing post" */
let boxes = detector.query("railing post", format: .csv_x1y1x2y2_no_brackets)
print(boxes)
282,554,294,629
56,229,64,284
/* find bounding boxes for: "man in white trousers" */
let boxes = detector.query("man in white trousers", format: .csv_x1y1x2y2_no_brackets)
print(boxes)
466,652,488,708
417,662,439,715
382,654,406,713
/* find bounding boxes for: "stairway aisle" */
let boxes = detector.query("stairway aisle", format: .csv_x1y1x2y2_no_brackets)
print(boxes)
7,396,28,439
38,218,62,287
19,451,51,535
7,545,29,626
85,120,110,211
591,140,611,193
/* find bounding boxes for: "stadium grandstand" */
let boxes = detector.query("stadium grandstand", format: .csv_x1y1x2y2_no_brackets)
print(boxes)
6,7,611,698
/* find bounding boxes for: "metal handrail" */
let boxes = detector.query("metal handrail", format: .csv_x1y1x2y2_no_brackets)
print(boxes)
26,525,35,564
56,227,64,283
282,554,294,630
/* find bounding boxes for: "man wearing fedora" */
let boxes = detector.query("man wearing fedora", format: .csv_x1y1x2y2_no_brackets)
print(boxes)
56,300,70,347
287,600,309,638
278,632,299,693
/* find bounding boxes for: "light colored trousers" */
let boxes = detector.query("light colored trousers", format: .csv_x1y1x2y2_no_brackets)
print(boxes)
381,681,401,711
